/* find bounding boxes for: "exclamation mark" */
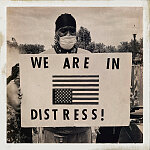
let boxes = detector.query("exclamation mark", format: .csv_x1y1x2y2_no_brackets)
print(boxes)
101,109,104,121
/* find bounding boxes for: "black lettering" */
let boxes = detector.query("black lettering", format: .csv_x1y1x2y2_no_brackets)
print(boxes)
44,109,49,120
63,58,70,69
39,109,42,120
31,109,38,120
84,57,89,68
52,109,58,120
106,58,110,69
73,57,79,68
74,109,79,120
82,109,87,120
92,109,97,120
44,57,49,68
31,57,42,68
63,109,69,120
112,58,119,69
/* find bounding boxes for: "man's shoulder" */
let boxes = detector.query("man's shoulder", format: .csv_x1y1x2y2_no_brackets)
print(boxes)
41,48,91,54
41,48,56,54
77,48,91,54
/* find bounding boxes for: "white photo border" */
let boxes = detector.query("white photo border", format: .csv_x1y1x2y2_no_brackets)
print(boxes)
0,0,149,150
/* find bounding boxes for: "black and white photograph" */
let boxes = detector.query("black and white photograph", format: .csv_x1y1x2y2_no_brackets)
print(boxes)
6,7,144,144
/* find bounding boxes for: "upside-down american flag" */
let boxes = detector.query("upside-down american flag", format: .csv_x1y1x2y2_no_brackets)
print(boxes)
52,75,99,105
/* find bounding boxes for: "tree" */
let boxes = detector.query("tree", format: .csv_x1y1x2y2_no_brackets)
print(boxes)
117,42,130,52
94,43,106,53
18,44,45,54
117,38,143,65
7,40,45,54
105,45,117,53
86,42,96,53
77,26,91,49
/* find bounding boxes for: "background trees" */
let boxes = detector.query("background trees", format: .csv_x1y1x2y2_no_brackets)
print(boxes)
7,40,45,54
77,26,91,49
77,27,143,65
18,44,45,54
7,26,143,65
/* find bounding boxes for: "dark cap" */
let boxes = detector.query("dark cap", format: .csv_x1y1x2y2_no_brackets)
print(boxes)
55,13,76,32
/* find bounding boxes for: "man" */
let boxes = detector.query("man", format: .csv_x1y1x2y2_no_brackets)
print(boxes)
43,13,90,54
7,64,33,143
42,13,93,143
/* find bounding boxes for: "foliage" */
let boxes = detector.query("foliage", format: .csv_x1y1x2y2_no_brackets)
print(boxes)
77,26,91,49
8,28,143,64
117,38,143,65
18,44,45,54
77,27,143,65
7,40,45,54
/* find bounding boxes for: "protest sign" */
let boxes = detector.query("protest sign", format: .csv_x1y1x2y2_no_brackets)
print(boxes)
20,53,132,127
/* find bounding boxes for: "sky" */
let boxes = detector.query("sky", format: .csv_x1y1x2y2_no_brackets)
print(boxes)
7,7,143,50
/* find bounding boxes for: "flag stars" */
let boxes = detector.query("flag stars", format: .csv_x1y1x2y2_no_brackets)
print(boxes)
53,89,72,104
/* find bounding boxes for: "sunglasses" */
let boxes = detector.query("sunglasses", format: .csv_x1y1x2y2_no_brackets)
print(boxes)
57,26,76,37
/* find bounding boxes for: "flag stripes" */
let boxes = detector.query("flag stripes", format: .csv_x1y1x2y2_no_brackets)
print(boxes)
52,75,99,78
72,98,99,100
52,79,99,82
72,89,99,91
53,84,99,87
52,75,99,105
72,93,99,95
72,102,99,105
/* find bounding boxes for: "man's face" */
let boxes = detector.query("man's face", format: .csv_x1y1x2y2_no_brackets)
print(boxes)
10,93,21,112
14,74,20,88
57,26,76,37
57,26,77,51
7,80,21,112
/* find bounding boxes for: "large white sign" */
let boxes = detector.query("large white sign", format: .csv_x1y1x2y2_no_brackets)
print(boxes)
20,53,132,127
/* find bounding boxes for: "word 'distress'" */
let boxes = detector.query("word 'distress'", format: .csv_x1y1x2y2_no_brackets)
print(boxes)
31,108,105,121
